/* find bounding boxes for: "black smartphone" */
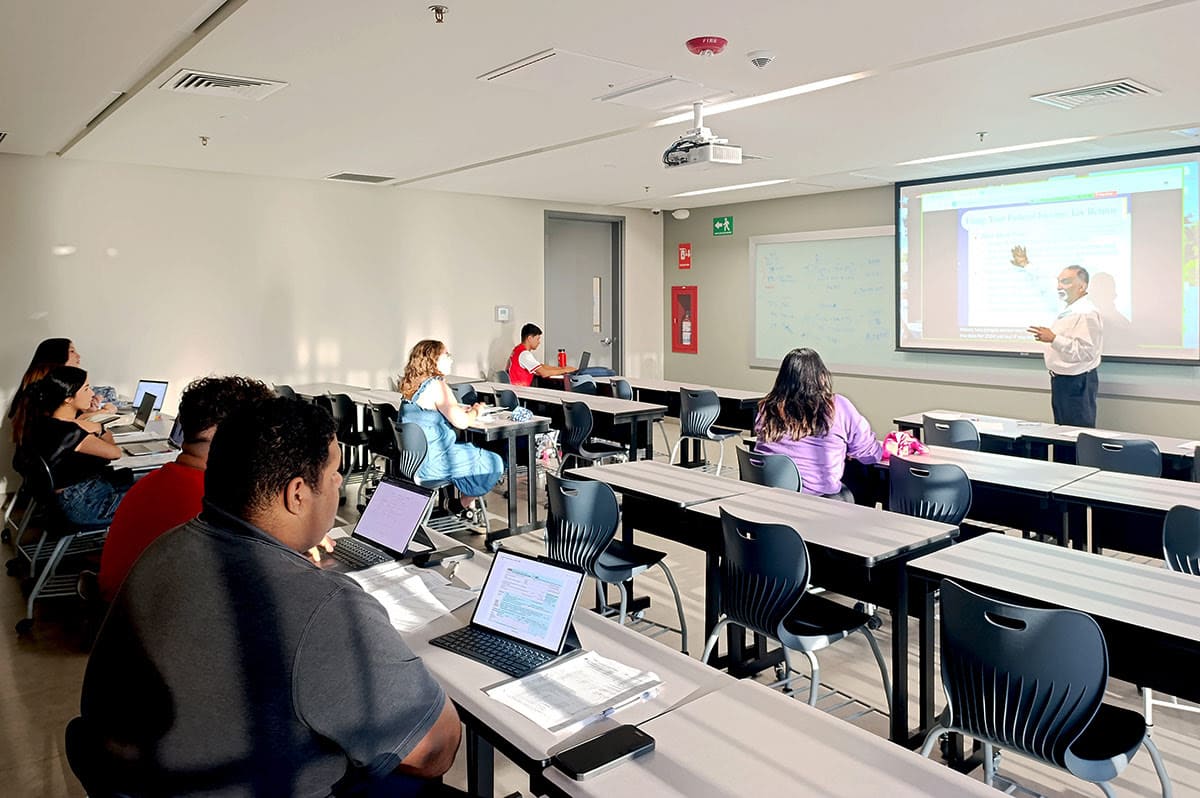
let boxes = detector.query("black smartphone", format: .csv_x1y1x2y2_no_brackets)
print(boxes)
552,724,654,781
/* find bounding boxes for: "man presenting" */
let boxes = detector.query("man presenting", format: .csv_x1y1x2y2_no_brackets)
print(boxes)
507,322,577,386
1027,264,1103,427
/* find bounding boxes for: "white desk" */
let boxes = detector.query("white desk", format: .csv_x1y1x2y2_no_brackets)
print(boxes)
541,678,997,798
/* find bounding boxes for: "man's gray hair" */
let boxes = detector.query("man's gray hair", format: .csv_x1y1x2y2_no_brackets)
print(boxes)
1065,265,1090,284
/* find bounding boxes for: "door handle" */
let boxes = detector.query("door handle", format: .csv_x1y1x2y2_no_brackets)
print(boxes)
599,337,612,346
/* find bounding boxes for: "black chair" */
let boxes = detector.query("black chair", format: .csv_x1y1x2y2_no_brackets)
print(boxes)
736,446,801,492
699,508,891,710
1075,432,1162,477
314,394,370,477
495,389,519,410
1144,505,1200,727
670,389,741,474
450,383,479,405
495,370,511,384
920,580,1171,796
559,401,626,473
65,716,125,798
921,415,980,451
273,384,297,399
566,375,598,395
356,403,399,510
391,420,488,534
546,475,688,652
612,378,671,452
888,456,972,526
1192,446,1199,483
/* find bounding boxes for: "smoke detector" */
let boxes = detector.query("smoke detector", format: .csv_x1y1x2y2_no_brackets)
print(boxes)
747,50,775,69
686,36,728,57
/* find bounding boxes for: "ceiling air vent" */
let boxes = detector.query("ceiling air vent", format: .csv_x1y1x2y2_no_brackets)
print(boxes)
1030,79,1159,110
324,172,395,184
159,69,288,101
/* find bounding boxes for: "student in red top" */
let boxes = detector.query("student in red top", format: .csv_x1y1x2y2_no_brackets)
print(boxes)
96,376,277,602
506,323,577,387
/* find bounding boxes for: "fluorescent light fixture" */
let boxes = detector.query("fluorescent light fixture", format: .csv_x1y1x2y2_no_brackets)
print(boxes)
671,179,791,198
654,72,872,127
896,136,1097,166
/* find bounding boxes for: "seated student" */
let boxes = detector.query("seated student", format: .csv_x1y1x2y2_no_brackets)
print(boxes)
753,347,882,502
506,323,577,387
399,340,503,522
16,366,128,526
7,338,117,421
75,398,461,797
96,375,277,602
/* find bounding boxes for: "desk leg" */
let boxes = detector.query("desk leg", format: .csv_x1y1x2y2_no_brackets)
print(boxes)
643,420,654,460
890,568,910,745
485,436,520,551
465,724,494,798
919,583,937,733
525,431,539,532
628,420,641,462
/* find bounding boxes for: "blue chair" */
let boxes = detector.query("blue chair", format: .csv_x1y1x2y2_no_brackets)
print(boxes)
921,580,1171,797
921,415,980,451
699,508,891,711
888,456,971,526
736,446,801,492
546,475,688,652
612,378,671,453
566,375,598,395
450,383,479,405
1144,505,1200,728
559,401,625,473
670,389,740,474
391,420,488,534
494,370,511,384
1076,433,1162,477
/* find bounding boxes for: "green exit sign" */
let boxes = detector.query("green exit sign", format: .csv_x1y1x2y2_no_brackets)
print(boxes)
712,215,733,236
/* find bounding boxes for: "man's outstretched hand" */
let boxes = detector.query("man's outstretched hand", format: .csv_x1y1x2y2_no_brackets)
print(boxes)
1011,245,1029,268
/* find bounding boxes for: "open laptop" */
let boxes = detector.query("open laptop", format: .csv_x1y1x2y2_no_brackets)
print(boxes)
122,417,184,456
430,549,585,677
106,392,156,435
133,380,169,412
323,478,435,572
577,351,591,372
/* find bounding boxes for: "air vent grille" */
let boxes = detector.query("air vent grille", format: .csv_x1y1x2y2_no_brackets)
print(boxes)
160,69,288,101
1030,79,1159,110
325,172,395,184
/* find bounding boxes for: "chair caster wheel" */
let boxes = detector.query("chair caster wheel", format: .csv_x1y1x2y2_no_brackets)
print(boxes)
633,610,646,621
774,663,788,681
15,618,33,635
867,614,883,631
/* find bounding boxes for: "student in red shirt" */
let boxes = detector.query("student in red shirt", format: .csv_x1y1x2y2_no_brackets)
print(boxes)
506,323,577,386
96,376,277,602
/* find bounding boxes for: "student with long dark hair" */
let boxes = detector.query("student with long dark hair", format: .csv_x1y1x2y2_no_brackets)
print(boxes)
18,366,128,526
754,348,882,501
7,337,114,423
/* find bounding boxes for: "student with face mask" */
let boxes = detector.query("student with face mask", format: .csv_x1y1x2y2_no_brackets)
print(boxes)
398,340,503,521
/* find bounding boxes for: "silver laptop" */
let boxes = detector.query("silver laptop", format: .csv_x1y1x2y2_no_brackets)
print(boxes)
106,393,155,435
133,380,169,412
122,418,184,457
323,479,435,572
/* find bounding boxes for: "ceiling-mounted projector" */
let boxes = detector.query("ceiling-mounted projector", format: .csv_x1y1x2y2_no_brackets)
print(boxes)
663,101,742,169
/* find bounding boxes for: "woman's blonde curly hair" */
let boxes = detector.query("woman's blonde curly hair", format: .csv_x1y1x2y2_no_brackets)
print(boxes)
399,339,446,399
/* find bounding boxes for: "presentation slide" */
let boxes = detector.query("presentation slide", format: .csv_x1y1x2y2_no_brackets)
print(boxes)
474,553,581,650
897,149,1200,362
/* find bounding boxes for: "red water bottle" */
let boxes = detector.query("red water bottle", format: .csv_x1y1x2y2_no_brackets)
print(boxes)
557,348,567,367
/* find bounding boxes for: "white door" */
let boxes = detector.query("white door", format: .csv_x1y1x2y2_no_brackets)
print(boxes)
544,215,621,370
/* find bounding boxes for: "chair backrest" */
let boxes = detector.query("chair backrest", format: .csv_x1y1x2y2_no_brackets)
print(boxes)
921,416,980,451
330,394,359,436
679,388,720,439
560,401,595,457
736,446,801,492
273,384,297,399
390,420,429,482
1193,446,1199,483
366,404,398,455
888,455,972,525
566,375,598,395
611,378,634,401
18,452,57,499
495,370,511,384
1075,432,1162,477
545,474,620,576
450,383,479,405
938,580,1108,769
495,389,519,410
717,508,811,639
313,395,352,438
1163,504,1200,576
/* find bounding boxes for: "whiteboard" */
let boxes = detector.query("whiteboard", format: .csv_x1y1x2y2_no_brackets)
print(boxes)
750,226,895,369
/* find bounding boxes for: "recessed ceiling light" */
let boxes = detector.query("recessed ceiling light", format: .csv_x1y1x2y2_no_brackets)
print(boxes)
654,72,872,127
896,136,1097,166
671,179,791,198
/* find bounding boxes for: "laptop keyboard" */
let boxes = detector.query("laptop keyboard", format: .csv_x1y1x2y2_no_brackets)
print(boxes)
430,626,556,677
330,537,391,570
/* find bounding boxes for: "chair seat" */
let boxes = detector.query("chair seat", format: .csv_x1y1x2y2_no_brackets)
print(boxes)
777,593,874,652
705,425,742,441
593,538,666,583
578,441,627,460
1064,703,1147,783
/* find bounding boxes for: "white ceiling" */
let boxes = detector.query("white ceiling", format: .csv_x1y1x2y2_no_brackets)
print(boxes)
4,0,1199,208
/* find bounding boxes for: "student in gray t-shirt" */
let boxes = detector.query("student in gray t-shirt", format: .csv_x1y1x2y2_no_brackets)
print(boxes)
71,398,462,797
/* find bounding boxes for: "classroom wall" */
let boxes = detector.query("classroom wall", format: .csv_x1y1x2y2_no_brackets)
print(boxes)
0,153,663,491
662,187,1200,440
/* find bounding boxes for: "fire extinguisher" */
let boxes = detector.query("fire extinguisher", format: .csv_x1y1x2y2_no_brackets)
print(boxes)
557,348,567,367
681,310,693,347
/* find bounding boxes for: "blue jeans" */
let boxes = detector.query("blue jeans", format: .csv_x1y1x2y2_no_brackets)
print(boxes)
57,478,128,527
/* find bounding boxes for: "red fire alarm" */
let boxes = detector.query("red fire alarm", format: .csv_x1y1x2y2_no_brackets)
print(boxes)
686,36,728,57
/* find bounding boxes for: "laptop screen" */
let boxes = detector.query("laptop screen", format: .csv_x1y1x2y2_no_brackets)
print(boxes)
471,550,584,653
168,417,184,448
352,479,433,556
132,392,155,424
134,380,169,412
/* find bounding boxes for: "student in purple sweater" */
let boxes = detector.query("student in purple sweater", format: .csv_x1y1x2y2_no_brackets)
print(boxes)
754,348,882,501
